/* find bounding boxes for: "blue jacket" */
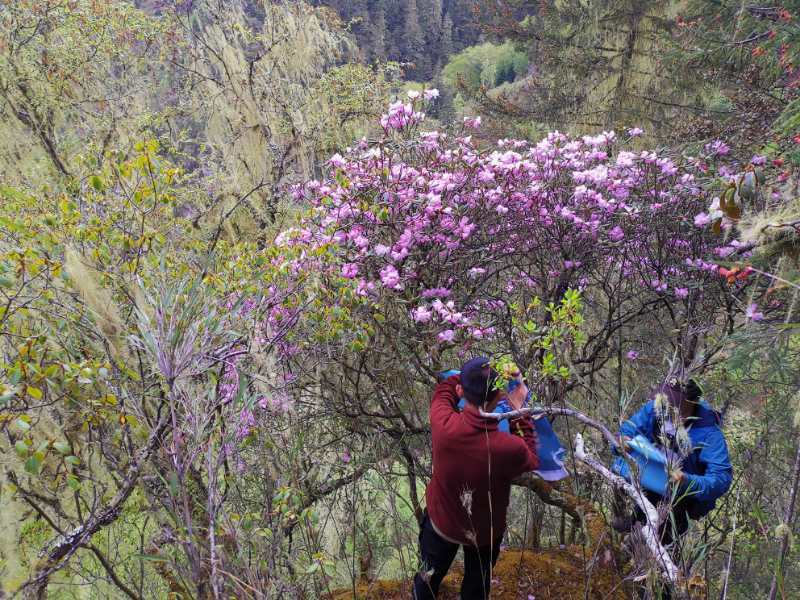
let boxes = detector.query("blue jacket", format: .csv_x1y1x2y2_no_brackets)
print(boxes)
619,399,733,517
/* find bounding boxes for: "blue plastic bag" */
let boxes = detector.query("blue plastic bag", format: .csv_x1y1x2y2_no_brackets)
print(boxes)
611,435,670,496
493,399,569,482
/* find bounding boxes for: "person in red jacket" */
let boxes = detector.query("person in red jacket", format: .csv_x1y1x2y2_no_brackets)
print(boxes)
413,356,539,600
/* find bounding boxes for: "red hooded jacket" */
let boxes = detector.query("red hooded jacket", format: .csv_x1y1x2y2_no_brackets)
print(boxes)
424,375,539,547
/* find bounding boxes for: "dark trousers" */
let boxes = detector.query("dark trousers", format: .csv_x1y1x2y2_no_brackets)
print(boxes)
634,490,690,547
412,511,501,600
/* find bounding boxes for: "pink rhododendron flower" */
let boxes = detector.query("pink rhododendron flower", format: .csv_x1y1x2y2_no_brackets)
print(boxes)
422,287,451,298
328,153,346,168
220,360,239,404
380,265,402,289
341,263,358,279
609,225,625,242
745,303,764,321
411,306,432,323
704,140,730,156
380,100,424,130
714,246,735,258
438,329,456,343
694,212,711,227
675,287,689,299
423,88,440,100
626,350,639,360
391,246,410,261
627,127,644,137
464,116,482,129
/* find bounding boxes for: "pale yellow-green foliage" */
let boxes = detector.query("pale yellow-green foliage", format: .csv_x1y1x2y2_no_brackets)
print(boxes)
193,1,356,230
63,247,129,361
738,193,800,260
0,0,165,186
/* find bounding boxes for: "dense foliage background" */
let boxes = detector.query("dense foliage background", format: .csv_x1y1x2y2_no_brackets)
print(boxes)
0,1,799,599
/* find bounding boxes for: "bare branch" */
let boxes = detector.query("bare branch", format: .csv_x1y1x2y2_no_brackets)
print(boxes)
13,413,170,599
573,433,681,588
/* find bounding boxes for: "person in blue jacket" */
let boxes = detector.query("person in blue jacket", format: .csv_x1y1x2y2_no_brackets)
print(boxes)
613,378,733,545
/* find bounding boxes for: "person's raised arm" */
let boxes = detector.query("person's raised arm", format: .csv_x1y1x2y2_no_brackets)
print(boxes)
429,375,461,433
619,400,656,441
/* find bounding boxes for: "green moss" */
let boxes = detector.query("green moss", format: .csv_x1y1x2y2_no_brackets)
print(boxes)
18,519,50,567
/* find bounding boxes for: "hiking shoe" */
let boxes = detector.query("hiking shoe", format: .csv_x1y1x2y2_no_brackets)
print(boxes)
611,515,634,533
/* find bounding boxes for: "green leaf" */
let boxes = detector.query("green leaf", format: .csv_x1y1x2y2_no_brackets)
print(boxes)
24,455,42,475
132,553,169,562
89,175,104,192
15,418,30,432
53,441,71,455
304,562,321,574
64,455,80,466
66,474,81,490
14,440,29,458
26,386,42,400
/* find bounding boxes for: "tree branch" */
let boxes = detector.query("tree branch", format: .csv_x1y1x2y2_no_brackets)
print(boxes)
573,433,681,589
13,413,170,599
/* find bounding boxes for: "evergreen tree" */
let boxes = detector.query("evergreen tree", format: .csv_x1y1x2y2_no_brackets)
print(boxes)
368,2,388,64
403,0,429,79
418,0,444,71
440,13,455,61
314,0,484,77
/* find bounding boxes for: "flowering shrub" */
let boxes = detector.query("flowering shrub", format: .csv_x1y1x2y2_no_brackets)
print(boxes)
281,94,758,395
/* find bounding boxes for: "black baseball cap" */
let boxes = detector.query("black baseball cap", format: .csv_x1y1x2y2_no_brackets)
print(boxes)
460,356,499,406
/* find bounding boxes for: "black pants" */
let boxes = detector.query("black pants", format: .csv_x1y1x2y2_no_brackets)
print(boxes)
634,490,690,547
412,511,501,600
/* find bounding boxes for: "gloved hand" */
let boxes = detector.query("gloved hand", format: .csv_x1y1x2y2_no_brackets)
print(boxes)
611,435,632,455
506,372,529,411
670,468,686,483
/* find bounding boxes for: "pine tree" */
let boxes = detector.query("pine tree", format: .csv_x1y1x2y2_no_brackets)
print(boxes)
417,0,443,71
403,0,429,79
440,13,455,61
369,1,388,64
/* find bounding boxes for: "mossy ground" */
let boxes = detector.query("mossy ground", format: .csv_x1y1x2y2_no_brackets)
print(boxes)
330,544,629,599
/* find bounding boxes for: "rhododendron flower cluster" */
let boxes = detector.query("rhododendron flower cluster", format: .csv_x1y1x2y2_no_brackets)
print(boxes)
380,100,425,131
279,99,758,358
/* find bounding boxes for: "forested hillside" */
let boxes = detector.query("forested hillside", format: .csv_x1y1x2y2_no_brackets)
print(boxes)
309,0,485,79
0,1,799,599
